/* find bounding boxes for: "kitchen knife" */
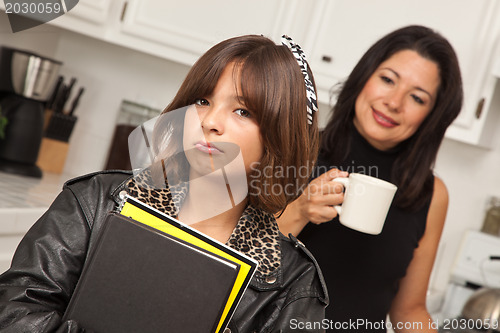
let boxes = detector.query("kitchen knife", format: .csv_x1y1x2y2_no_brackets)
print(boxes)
68,87,85,116
46,76,63,110
53,83,67,113
60,77,77,112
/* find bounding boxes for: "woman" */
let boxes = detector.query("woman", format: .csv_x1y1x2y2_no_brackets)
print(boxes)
278,25,463,332
0,35,326,332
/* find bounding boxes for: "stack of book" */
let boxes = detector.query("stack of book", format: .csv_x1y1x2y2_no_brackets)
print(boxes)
63,196,258,333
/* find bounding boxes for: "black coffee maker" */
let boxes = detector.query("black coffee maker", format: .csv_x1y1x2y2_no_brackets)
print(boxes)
0,46,62,178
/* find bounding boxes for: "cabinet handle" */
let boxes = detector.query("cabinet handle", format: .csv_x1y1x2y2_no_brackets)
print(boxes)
475,98,485,119
120,2,128,22
322,55,332,63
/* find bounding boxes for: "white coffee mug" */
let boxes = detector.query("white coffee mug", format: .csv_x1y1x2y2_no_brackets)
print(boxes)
333,173,397,235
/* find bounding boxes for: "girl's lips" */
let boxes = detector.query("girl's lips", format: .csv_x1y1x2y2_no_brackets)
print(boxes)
372,109,399,128
194,141,224,154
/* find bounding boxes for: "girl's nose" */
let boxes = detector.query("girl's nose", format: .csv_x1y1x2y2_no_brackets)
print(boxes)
200,106,225,135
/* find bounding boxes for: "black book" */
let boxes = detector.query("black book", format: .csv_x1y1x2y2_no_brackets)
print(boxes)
63,212,242,333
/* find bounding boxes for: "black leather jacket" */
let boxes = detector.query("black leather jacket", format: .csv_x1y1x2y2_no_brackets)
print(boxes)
0,171,328,333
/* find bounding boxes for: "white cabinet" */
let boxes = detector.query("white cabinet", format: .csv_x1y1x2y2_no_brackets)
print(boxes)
444,5,500,147
49,0,118,38
63,0,113,24
0,0,116,34
50,0,296,67
118,0,294,66
302,0,500,147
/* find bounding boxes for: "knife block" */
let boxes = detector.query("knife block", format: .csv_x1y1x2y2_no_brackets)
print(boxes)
36,137,69,174
37,110,75,174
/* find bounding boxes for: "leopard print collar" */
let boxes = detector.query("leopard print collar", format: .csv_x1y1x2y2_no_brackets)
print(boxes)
125,170,281,277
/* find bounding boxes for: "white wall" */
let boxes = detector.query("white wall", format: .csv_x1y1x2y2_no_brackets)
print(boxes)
432,133,500,291
2,14,500,296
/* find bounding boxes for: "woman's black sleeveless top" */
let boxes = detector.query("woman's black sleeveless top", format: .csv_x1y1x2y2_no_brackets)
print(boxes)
299,128,432,332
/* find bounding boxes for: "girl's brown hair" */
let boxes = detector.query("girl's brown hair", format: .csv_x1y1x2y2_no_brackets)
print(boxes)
155,35,319,214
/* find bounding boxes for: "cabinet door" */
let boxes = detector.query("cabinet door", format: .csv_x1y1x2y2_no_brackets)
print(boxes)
0,0,115,34
65,0,113,24
49,0,117,37
119,0,293,66
444,1,500,146
305,0,500,146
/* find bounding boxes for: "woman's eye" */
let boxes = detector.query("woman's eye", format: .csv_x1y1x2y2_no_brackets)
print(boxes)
380,76,394,84
234,109,251,118
195,98,209,106
411,95,425,105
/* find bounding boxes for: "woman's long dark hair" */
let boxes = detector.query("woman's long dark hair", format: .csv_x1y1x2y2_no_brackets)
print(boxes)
321,25,463,210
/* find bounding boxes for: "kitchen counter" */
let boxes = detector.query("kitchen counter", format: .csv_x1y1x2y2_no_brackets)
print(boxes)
0,170,69,209
0,170,74,273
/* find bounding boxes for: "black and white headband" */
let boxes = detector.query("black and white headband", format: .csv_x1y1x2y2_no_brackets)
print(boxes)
281,35,318,125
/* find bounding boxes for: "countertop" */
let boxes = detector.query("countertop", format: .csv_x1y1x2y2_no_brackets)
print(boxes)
0,170,74,234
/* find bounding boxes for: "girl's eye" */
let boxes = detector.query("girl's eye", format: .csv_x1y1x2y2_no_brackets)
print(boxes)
195,98,209,106
234,109,251,118
411,95,425,105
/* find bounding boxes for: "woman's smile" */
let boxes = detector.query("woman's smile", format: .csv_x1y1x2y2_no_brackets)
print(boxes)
372,108,399,128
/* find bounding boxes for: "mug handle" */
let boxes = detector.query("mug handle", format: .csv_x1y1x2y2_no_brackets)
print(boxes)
332,177,349,214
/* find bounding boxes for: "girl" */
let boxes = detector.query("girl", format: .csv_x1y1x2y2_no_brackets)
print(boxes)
0,35,326,332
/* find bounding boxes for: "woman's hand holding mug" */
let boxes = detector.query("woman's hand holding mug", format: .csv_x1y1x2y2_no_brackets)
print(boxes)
297,168,348,224
278,168,396,236
293,169,398,235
